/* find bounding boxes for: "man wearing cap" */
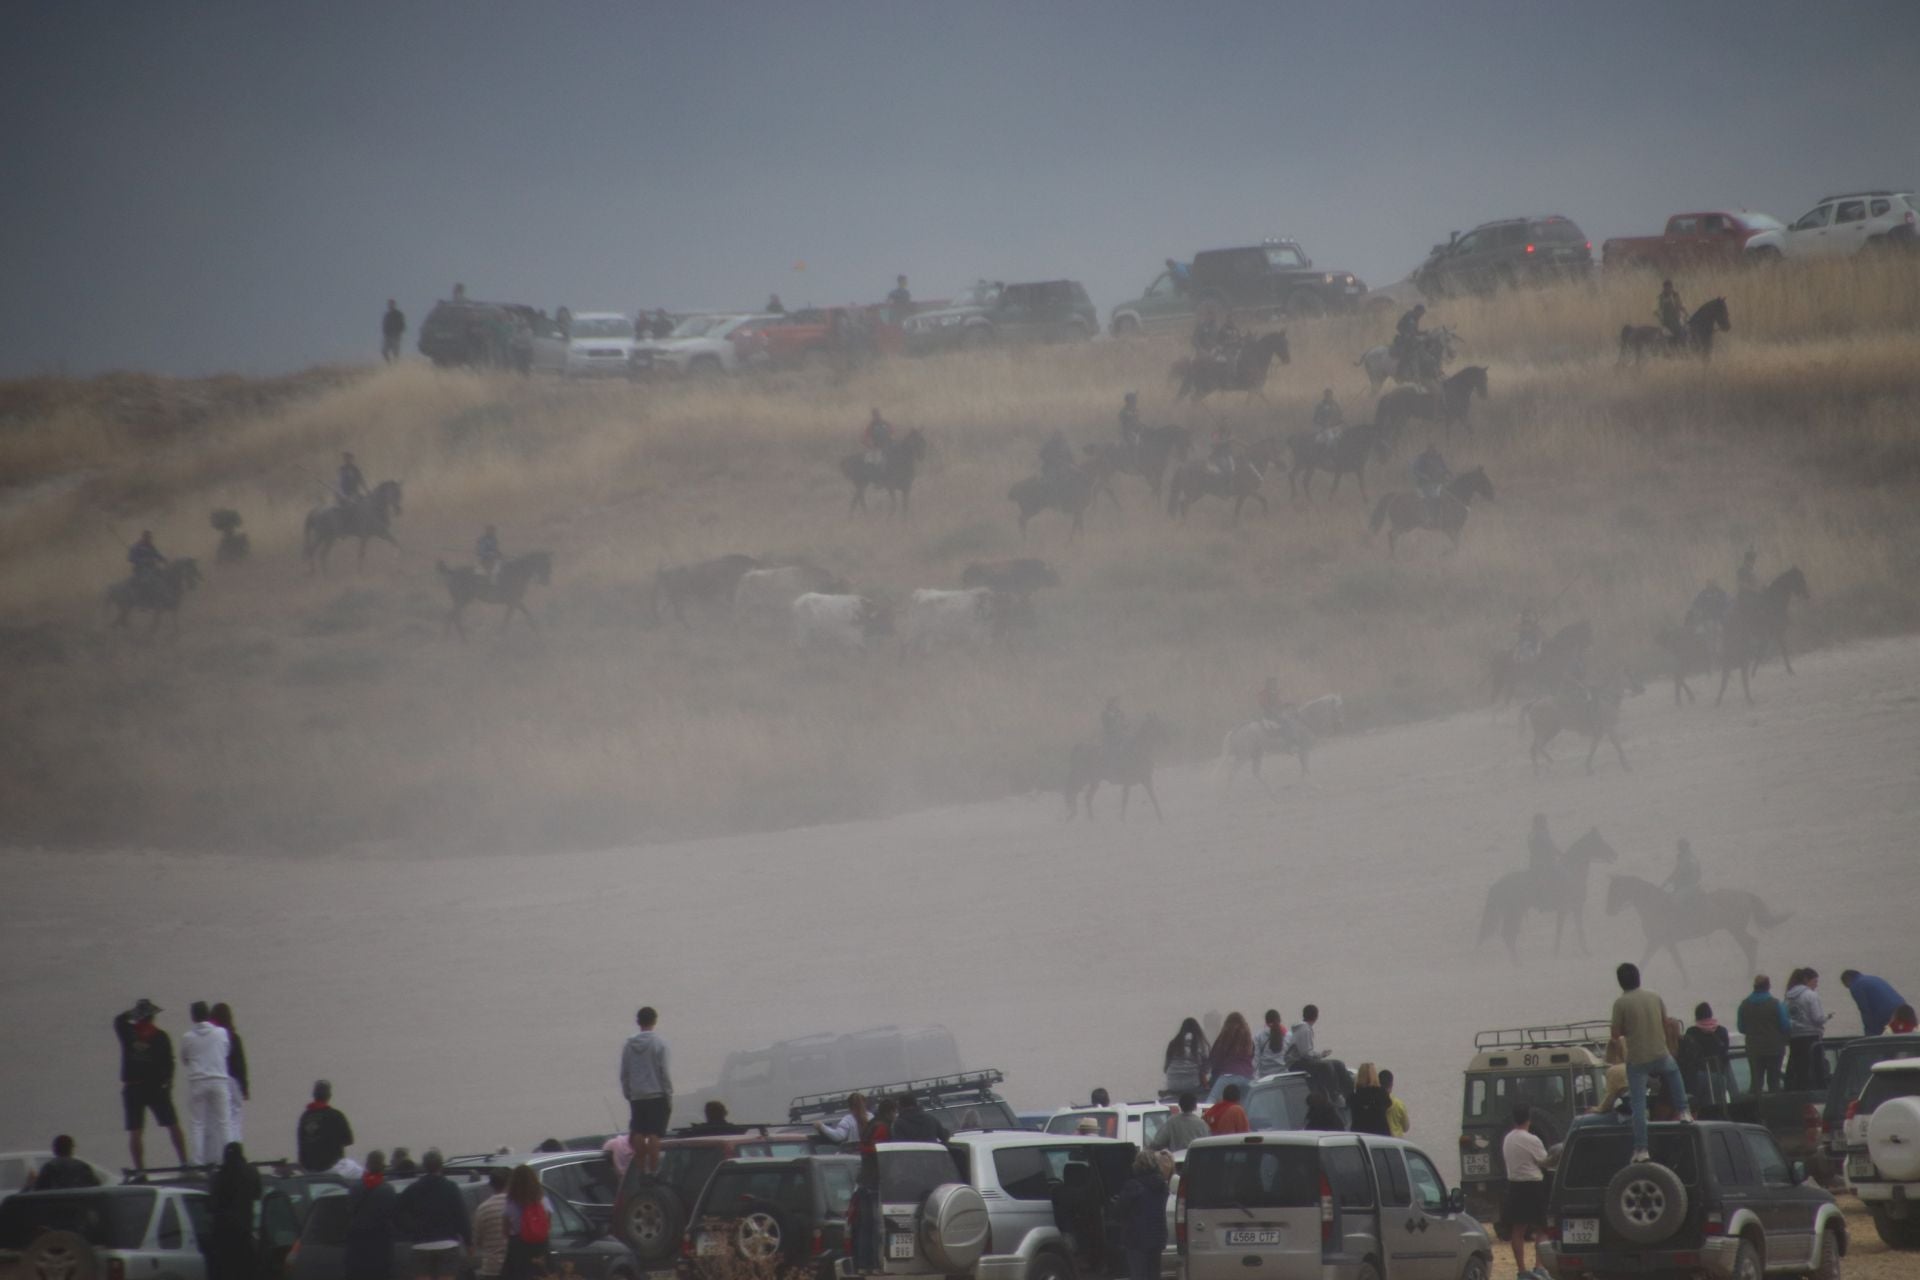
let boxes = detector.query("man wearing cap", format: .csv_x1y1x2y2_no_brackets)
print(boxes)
180,1001,233,1165
114,999,188,1173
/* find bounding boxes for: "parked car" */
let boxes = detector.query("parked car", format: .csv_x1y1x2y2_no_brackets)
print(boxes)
563,312,642,376
1601,211,1788,271
1458,1021,1611,1224
1413,215,1593,298
1537,1117,1845,1280
681,1026,965,1127
418,299,568,373
1042,1101,1177,1147
1187,239,1368,320
629,314,768,378
901,281,1097,353
788,1069,1022,1137
1820,1032,1920,1188
1840,1056,1920,1248
680,1154,858,1280
732,307,907,368
1745,190,1920,258
1244,1068,1351,1136
1180,1130,1491,1280
1723,1035,1852,1183
0,1184,212,1280
1108,268,1196,337
611,1127,820,1266
449,1148,623,1232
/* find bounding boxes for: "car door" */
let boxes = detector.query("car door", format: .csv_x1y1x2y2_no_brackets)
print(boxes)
1136,273,1182,330
1828,199,1871,255
1741,1130,1811,1269
545,1193,615,1278
1786,203,1834,256
1368,1146,1430,1280
1401,1148,1472,1280
994,286,1039,344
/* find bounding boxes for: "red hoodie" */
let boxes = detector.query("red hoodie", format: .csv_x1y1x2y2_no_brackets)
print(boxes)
1204,1100,1249,1135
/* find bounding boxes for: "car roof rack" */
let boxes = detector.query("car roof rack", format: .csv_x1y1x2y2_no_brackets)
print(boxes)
1818,190,1902,202
789,1069,1006,1122
1472,1021,1612,1052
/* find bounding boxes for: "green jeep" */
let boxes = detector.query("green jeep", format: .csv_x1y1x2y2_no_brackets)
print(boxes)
1459,1021,1609,1223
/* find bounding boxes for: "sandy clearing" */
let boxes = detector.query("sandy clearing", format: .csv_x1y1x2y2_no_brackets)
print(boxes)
3,637,1916,1181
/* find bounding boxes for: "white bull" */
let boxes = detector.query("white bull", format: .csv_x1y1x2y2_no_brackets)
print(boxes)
902,587,997,653
735,565,845,630
1220,714,1314,794
791,592,886,651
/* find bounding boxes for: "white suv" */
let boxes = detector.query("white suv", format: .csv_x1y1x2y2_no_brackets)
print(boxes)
1844,1056,1920,1250
1041,1101,1178,1148
1746,190,1919,258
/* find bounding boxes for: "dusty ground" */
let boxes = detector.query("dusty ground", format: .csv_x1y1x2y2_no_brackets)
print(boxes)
2,636,1914,1194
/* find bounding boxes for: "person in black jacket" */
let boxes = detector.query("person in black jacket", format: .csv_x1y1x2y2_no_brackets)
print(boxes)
298,1079,355,1173
115,999,188,1172
889,1094,949,1143
1679,1002,1734,1114
211,1003,248,1143
205,1142,261,1280
1348,1063,1394,1136
1110,1149,1168,1280
396,1150,471,1280
34,1136,102,1190
345,1150,400,1280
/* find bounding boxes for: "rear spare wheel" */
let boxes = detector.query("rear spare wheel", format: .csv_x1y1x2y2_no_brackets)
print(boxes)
1602,1161,1688,1245
918,1183,990,1273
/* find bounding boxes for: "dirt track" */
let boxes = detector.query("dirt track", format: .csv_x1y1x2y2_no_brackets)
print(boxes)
3,637,1916,1183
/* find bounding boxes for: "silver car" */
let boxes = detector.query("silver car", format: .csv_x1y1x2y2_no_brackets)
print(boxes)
0,1185,210,1280
1180,1132,1490,1280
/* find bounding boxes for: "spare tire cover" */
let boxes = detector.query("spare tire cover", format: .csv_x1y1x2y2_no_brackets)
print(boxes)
919,1183,990,1274
619,1180,687,1262
1603,1162,1688,1245
23,1229,100,1280
1869,1097,1920,1182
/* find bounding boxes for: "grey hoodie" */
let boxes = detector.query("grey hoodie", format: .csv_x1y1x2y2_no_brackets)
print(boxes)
1785,984,1829,1039
620,1030,672,1100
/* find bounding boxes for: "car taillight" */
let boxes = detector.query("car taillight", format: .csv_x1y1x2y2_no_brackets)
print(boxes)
1705,1211,1725,1235
1542,1221,1560,1241
1585,240,1593,250
681,1234,694,1259
1318,1172,1334,1247
1524,244,1536,254
1175,1174,1188,1248
812,1228,825,1257
1846,1100,1860,1122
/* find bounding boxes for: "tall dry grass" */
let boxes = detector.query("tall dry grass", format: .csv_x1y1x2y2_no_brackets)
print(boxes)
3,255,1919,853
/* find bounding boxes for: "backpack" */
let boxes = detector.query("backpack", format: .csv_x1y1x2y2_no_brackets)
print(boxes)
517,1200,550,1245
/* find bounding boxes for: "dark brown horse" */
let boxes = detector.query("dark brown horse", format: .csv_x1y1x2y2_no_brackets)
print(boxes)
1618,297,1731,365
1523,670,1641,775
1083,424,1192,497
1008,455,1121,538
1655,621,1718,705
840,428,927,514
1374,366,1488,441
1286,422,1394,500
1606,872,1788,982
304,480,403,573
1367,466,1493,555
1065,715,1169,821
1171,331,1291,401
1166,456,1270,522
438,551,552,639
1478,827,1620,962
1716,567,1808,705
106,559,202,632
1490,619,1593,708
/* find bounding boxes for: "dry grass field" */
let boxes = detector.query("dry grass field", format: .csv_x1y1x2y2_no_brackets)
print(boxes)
3,255,1919,853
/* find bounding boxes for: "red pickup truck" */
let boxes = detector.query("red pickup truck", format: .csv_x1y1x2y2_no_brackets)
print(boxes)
1601,210,1787,270
733,305,907,369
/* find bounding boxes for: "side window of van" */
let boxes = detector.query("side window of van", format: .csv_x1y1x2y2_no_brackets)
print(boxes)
1370,1148,1411,1208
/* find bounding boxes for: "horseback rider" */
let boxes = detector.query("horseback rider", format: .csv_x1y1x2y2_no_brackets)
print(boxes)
1656,280,1688,344
1257,677,1288,732
1118,391,1142,453
1209,423,1236,478
1039,429,1076,481
1391,303,1426,377
1686,582,1731,633
1410,444,1451,502
1663,837,1703,909
1100,698,1128,750
1735,547,1758,596
476,525,502,580
1514,608,1543,664
128,530,167,581
1311,389,1344,445
862,409,893,468
337,452,366,508
1527,813,1560,880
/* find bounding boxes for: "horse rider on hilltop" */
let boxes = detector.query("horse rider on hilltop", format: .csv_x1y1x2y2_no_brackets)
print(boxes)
1312,389,1344,445
1100,697,1128,751
1391,303,1426,378
476,525,502,580
1210,422,1237,478
1514,608,1543,664
1411,443,1451,504
1663,837,1703,909
128,530,168,581
1039,429,1075,481
1118,392,1142,454
862,409,893,467
1656,279,1688,344
1735,547,1759,595
1258,677,1288,732
337,452,366,507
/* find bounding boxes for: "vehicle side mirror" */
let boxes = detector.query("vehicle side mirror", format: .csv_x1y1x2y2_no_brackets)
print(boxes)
1447,1187,1465,1215
1789,1160,1807,1184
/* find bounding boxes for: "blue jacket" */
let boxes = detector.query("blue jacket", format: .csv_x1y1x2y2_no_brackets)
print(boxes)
1113,1169,1168,1254
1848,974,1906,1037
1736,992,1789,1053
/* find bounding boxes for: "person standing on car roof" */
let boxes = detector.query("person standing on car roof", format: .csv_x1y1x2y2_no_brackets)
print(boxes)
209,1003,248,1145
1502,1103,1552,1280
114,997,189,1173
382,300,407,363
890,1093,950,1143
1841,969,1909,1037
620,1005,673,1176
298,1079,356,1174
180,1002,233,1166
1610,961,1694,1163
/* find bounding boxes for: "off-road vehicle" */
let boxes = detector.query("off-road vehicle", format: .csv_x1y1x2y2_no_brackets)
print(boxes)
681,1154,860,1280
900,282,1097,353
612,1127,820,1267
417,299,567,372
1840,1056,1920,1249
0,1182,214,1280
1818,1032,1920,1184
1413,215,1593,298
1538,1117,1845,1280
1458,1022,1610,1223
1187,239,1368,320
789,1069,1022,1137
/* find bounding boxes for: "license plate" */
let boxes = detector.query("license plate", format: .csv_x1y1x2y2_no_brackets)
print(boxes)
1344,285,1361,294
1849,1154,1876,1179
1462,1153,1492,1177
889,1233,915,1260
1562,1218,1600,1246
696,1237,722,1257
1224,1229,1282,1245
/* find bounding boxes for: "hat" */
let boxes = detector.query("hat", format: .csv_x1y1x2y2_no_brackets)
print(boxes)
131,998,162,1020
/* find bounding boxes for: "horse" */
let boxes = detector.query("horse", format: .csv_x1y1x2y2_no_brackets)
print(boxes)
1008,457,1120,538
1171,331,1290,402
1286,422,1395,501
840,428,927,514
1617,297,1732,365
1522,669,1641,775
1355,326,1458,393
1478,827,1620,962
1716,567,1809,706
1606,873,1791,982
437,551,552,640
1367,466,1493,556
1654,620,1718,705
1166,456,1269,522
303,480,403,573
1219,714,1313,796
1490,619,1593,709
1085,424,1192,498
1065,715,1169,821
106,559,202,632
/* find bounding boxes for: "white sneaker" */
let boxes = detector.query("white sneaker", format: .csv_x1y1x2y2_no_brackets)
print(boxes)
1677,1111,1696,1124
1631,1148,1651,1163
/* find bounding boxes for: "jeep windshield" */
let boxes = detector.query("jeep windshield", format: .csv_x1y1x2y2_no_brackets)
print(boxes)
571,317,634,339
945,284,1001,310
1264,246,1308,269
0,1191,157,1250
1184,1146,1319,1208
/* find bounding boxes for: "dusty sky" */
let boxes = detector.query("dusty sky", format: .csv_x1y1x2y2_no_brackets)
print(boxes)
3,2,1913,376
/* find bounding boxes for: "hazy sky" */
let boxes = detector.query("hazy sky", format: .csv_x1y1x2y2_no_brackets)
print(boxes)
4,2,1913,376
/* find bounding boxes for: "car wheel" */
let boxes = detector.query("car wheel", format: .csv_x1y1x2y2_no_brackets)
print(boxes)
964,325,994,350
1025,1250,1072,1280
1872,1203,1920,1250
1748,246,1782,264
21,1230,98,1280
1732,1239,1763,1280
1354,1262,1382,1280
1286,291,1326,320
1112,314,1140,337
733,1200,801,1265
1602,1162,1688,1244
1458,1253,1489,1280
1807,1226,1842,1280
618,1180,686,1262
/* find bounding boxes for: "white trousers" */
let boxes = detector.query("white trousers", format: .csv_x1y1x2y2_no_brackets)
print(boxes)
187,1077,232,1165
228,1089,245,1144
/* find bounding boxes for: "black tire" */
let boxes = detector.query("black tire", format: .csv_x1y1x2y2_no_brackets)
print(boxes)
1112,315,1140,337
1872,1203,1920,1250
1458,1254,1489,1280
733,1200,803,1265
1025,1251,1072,1280
1748,246,1782,265
618,1179,686,1262
1602,1162,1688,1244
1355,1263,1382,1280
1732,1239,1763,1280
1807,1226,1842,1280
22,1231,98,1280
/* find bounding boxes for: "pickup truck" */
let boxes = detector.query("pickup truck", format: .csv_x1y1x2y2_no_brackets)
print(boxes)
1601,210,1787,270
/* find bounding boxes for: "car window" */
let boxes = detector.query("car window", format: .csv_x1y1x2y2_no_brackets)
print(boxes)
1671,217,1698,235
819,1162,856,1215
992,1147,1054,1201
1859,1072,1920,1110
1741,1132,1791,1187
880,1150,964,1203
1531,219,1586,243
658,1148,724,1198
1045,1111,1116,1137
1468,1073,1569,1118
182,1195,210,1248
1141,1112,1168,1149
157,1199,184,1250
934,1101,1021,1133
1321,1143,1373,1209
1403,1151,1447,1212
1871,199,1891,217
1451,232,1481,254
1370,1148,1411,1208
1563,1131,1699,1187
548,1194,590,1238
1793,205,1833,230
702,1166,811,1218
1184,1146,1319,1209
1246,1082,1300,1131
0,1192,158,1250
1264,246,1307,269
1834,200,1867,225
1709,1132,1742,1186
1827,1042,1920,1118
1145,273,1175,300
1497,225,1529,246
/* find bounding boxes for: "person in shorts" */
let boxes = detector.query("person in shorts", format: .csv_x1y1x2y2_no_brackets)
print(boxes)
114,998,188,1172
620,1006,672,1175
1502,1103,1552,1280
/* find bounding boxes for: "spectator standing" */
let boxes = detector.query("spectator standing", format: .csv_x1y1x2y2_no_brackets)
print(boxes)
1610,962,1694,1161
389,1148,420,1178
1111,1150,1169,1280
1253,1010,1290,1078
181,1001,233,1165
114,998,188,1173
1203,1084,1249,1135
1162,1018,1210,1099
815,1092,869,1146
344,1151,400,1280
205,1142,261,1280
1680,1003,1733,1113
382,301,407,362
1207,1012,1256,1100
396,1149,470,1280
471,1170,511,1280
1284,1005,1326,1067
1737,976,1790,1094
1784,968,1833,1088
34,1136,101,1190
501,1165,551,1280
1303,1089,1342,1131
210,1003,248,1144
1349,1064,1393,1136
1380,1070,1410,1137
297,1079,355,1173
850,1099,897,1272
1501,1104,1551,1280
891,1094,950,1143
620,1006,672,1176
1841,969,1909,1036
887,276,912,326
1150,1093,1210,1153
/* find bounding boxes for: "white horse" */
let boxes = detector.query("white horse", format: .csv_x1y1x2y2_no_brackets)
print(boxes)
1355,346,1398,394
1219,715,1314,795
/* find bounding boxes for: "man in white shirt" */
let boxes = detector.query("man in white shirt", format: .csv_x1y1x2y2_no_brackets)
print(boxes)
1501,1103,1552,1280
1284,1005,1325,1067
815,1092,870,1145
178,1001,232,1165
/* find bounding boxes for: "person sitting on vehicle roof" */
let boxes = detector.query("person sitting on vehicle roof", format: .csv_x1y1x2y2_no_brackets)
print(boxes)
1311,388,1344,445
862,409,892,467
684,1100,747,1136
1656,279,1688,343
